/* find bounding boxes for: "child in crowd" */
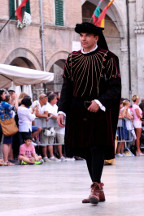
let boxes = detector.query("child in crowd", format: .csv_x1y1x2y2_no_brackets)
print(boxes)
116,99,136,157
123,100,136,140
18,135,43,165
116,99,129,156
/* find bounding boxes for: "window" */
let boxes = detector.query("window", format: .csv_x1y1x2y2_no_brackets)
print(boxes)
55,0,64,26
9,0,31,20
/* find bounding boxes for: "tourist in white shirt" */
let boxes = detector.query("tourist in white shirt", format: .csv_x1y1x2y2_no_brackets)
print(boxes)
46,93,65,162
32,94,49,120
31,94,50,158
17,96,37,142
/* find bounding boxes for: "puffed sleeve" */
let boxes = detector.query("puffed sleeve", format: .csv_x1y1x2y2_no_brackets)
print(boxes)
98,54,121,109
58,54,73,114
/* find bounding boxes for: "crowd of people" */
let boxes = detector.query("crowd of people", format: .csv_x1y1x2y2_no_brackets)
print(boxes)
0,88,144,166
116,95,144,157
0,89,75,166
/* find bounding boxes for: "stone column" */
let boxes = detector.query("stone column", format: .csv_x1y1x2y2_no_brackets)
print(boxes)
134,22,144,98
135,0,144,98
53,64,63,93
120,45,130,98
136,0,144,22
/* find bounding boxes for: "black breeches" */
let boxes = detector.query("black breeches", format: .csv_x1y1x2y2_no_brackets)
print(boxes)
85,147,104,183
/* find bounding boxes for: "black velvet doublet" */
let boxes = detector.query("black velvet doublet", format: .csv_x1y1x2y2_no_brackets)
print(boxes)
58,47,121,160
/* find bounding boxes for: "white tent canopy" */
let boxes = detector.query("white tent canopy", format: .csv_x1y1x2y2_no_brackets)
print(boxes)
0,64,54,88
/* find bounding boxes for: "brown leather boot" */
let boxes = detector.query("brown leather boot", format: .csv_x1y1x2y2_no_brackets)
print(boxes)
82,182,105,204
89,182,105,204
82,197,90,203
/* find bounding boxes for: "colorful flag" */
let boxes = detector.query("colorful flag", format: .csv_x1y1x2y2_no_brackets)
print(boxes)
15,0,29,22
92,0,103,25
93,0,114,28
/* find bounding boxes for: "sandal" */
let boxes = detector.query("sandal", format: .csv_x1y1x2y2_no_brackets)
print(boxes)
3,161,15,166
7,161,15,166
0,159,4,166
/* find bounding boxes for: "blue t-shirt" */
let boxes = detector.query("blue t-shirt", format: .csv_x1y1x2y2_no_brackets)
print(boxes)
0,101,16,121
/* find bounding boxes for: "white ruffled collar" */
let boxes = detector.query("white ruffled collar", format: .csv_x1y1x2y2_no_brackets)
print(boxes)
81,44,98,54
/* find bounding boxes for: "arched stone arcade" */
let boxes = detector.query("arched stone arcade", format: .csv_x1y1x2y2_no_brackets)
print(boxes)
4,48,44,97
4,48,42,70
46,51,69,93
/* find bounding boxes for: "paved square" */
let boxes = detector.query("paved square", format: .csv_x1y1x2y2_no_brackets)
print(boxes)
0,157,144,216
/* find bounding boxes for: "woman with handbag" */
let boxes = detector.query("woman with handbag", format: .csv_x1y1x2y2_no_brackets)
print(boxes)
0,89,18,166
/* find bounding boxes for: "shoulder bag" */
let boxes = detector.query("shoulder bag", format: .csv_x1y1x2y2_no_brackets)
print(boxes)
0,114,18,136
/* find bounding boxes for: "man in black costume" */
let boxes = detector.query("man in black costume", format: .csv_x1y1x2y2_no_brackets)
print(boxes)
57,22,121,205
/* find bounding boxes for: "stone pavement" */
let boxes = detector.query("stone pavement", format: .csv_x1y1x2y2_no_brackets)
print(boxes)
0,157,144,216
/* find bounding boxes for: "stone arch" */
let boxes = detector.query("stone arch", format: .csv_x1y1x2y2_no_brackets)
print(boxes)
82,0,125,38
4,48,44,98
46,50,69,72
82,0,129,97
4,48,42,70
46,51,69,93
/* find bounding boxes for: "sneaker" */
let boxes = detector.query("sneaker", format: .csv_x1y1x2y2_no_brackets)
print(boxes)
35,159,44,165
116,153,123,157
49,156,61,162
20,160,28,165
43,157,51,162
60,156,66,162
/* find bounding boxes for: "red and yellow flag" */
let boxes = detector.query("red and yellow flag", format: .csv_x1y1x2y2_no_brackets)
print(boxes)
93,0,114,28
15,0,29,22
92,0,103,25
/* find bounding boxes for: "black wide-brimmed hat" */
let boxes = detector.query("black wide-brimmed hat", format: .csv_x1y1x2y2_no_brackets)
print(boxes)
75,22,108,50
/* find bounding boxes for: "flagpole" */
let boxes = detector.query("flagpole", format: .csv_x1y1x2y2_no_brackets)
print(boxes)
0,12,15,33
126,0,132,100
40,0,46,93
0,0,29,33
40,0,46,71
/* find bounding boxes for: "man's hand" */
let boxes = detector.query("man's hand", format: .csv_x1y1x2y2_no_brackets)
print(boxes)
57,114,65,127
32,105,38,114
87,100,100,113
45,117,49,122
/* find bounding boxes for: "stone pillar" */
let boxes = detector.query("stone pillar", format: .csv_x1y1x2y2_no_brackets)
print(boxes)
134,0,144,98
120,45,129,98
136,0,144,22
134,22,144,98
53,64,63,93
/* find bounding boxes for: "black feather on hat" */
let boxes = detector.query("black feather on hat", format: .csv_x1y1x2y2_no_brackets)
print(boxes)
75,22,108,50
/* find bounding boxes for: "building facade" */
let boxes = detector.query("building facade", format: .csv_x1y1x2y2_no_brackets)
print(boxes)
0,0,144,99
